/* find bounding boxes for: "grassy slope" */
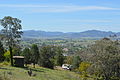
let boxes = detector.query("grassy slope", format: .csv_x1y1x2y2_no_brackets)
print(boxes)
0,66,80,80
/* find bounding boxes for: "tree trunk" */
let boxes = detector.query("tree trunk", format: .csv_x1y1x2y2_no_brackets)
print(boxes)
25,63,27,67
33,63,35,68
9,46,13,66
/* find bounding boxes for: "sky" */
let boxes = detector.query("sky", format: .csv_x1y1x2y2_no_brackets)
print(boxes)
0,0,120,32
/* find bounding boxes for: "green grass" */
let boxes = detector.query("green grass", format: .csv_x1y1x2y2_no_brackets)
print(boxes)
0,66,80,80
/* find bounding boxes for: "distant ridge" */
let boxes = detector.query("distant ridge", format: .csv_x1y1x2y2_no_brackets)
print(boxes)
22,30,119,38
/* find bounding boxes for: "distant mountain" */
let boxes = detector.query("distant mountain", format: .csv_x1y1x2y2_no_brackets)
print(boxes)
23,30,118,38
23,30,64,38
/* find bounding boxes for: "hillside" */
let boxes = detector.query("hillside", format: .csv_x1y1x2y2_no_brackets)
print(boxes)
0,66,80,80
23,30,117,38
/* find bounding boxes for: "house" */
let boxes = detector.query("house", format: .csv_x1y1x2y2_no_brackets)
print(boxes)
13,56,24,67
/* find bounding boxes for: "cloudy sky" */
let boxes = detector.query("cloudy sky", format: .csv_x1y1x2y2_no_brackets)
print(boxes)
0,0,120,32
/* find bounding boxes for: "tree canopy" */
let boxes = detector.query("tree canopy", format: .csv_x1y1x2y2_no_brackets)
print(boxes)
0,16,23,66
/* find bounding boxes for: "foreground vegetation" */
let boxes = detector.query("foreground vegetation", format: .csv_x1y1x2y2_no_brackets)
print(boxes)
0,65,80,80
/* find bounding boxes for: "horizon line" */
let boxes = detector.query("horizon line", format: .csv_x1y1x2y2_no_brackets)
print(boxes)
22,29,119,33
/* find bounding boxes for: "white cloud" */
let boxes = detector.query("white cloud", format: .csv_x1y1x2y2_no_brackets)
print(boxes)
0,4,49,8
58,19,112,23
0,4,119,13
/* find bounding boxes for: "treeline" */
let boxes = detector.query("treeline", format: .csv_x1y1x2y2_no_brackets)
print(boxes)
70,38,120,80
0,42,65,69
21,44,64,69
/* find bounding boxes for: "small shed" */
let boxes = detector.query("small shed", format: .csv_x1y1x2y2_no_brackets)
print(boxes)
13,56,24,67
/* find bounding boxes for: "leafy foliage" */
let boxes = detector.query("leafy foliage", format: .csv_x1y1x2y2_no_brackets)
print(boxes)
31,44,39,68
4,51,10,62
79,62,91,72
72,56,82,70
0,16,23,46
80,39,120,80
0,16,23,66
64,56,73,64
54,47,64,66
38,46,64,69
21,48,31,65
38,46,55,69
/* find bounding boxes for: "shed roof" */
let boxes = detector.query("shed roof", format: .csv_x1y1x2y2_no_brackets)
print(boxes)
13,56,24,58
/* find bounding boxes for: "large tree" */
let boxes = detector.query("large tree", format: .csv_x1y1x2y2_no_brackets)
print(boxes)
38,46,64,69
0,16,23,66
21,48,31,66
38,46,55,69
31,44,39,68
84,39,120,80
54,47,64,66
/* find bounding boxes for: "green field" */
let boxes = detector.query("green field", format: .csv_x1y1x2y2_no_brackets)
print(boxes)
0,66,80,80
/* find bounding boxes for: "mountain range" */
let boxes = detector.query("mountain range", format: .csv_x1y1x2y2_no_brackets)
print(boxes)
22,30,120,39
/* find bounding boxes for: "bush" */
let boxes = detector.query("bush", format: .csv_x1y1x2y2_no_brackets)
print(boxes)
0,61,10,66
79,62,91,72
4,51,10,62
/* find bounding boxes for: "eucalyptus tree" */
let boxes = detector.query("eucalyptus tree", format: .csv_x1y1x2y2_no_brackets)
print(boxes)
0,16,23,66
54,46,64,66
31,44,39,68
86,38,120,80
21,48,31,66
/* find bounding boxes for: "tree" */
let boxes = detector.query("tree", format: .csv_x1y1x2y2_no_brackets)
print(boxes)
72,56,82,70
54,47,64,66
4,50,10,62
21,48,31,66
38,46,54,69
31,44,39,68
12,45,22,56
0,16,23,66
38,46,65,69
0,41,5,62
85,39,120,80
64,56,73,64
79,62,91,77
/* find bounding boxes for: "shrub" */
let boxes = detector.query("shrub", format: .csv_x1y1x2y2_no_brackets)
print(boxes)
0,61,10,66
79,62,91,72
4,51,10,62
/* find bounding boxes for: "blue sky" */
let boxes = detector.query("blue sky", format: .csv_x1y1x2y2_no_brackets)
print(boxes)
0,0,120,32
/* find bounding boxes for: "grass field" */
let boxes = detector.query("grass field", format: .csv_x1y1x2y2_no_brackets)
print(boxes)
0,66,81,80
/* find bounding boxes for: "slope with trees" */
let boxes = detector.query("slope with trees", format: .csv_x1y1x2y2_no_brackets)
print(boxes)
77,38,120,80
